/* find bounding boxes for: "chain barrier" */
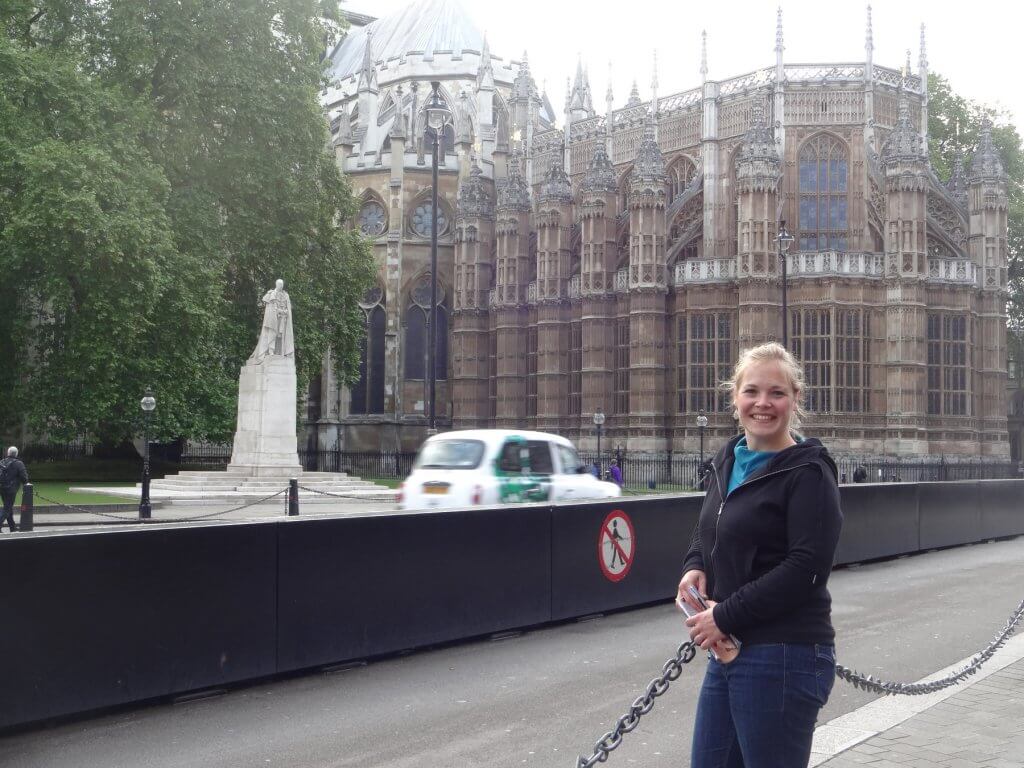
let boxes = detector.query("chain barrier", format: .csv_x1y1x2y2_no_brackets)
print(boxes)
577,594,1024,766
575,641,698,768
32,488,288,524
835,594,1024,695
296,483,394,501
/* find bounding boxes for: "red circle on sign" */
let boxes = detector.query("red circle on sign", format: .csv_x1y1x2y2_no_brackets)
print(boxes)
597,509,635,582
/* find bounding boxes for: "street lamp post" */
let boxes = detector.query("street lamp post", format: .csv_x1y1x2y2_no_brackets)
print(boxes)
593,410,606,478
697,409,708,469
775,220,795,348
139,388,156,519
424,81,453,436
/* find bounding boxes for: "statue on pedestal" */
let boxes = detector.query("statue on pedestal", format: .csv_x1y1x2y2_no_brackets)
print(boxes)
250,279,294,363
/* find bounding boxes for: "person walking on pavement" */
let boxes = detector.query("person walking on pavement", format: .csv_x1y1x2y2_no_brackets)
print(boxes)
607,459,623,487
0,446,29,533
677,342,843,768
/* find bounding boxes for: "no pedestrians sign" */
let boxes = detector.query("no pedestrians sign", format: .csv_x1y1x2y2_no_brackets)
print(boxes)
598,510,635,582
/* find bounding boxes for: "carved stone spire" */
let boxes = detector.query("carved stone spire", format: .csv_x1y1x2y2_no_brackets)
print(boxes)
736,100,781,194
581,126,617,194
357,30,378,93
539,148,572,203
946,154,968,208
700,30,708,82
627,79,641,107
969,118,1007,181
775,7,783,55
651,50,659,116
865,5,873,56
919,23,928,73
513,51,534,101
498,148,530,210
631,113,666,187
881,87,925,164
477,34,494,88
606,61,614,106
457,163,494,220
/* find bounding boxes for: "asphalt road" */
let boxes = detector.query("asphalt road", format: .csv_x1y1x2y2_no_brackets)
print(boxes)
2,536,1022,768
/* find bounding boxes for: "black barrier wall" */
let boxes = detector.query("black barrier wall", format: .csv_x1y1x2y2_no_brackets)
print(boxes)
1,480,1022,730
0,524,277,729
276,507,552,672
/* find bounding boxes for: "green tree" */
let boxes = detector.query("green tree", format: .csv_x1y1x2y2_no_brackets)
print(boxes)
927,72,1024,366
0,1,372,444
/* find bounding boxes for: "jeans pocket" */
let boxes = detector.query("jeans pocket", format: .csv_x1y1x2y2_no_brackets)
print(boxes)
814,644,836,705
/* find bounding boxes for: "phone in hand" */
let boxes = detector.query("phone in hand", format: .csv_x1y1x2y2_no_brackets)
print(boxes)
675,585,742,664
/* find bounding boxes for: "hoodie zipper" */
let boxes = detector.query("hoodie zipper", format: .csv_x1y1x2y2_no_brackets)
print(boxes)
707,460,814,598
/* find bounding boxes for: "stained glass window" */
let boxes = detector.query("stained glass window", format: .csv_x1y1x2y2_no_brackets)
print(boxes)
411,202,448,238
798,135,848,252
359,201,386,237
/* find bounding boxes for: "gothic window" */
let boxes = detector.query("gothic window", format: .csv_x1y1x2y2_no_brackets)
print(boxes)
687,313,735,412
526,327,538,418
404,279,448,382
836,309,871,413
798,135,848,252
614,317,630,415
667,157,698,205
568,321,582,417
424,123,455,155
493,94,509,147
350,287,387,415
927,314,968,416
488,326,497,421
791,309,832,412
358,200,387,237
677,316,688,412
410,199,449,238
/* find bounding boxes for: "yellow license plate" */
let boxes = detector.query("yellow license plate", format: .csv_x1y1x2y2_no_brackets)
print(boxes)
423,484,449,495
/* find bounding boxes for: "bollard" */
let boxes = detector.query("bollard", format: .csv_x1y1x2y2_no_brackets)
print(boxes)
19,483,33,533
288,478,299,516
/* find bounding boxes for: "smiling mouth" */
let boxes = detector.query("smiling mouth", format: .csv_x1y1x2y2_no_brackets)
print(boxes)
750,414,775,422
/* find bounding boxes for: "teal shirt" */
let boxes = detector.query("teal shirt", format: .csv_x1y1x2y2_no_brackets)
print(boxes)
727,438,777,495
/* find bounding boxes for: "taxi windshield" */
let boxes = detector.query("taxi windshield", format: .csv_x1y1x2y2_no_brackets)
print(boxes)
415,439,486,470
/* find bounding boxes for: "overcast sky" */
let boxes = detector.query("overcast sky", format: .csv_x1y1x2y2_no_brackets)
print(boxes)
347,0,1022,128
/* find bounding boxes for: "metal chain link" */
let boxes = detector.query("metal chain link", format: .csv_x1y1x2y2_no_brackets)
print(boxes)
575,641,698,768
33,492,139,520
835,594,1024,696
296,483,393,501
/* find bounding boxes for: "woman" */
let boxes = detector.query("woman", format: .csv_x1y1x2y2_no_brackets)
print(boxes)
678,342,843,768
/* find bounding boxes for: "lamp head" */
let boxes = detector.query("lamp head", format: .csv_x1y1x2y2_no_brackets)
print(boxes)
140,387,156,413
426,81,452,131
592,410,605,426
776,220,795,254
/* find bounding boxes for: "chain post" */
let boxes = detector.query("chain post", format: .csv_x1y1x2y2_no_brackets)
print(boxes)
288,478,299,516
20,483,33,532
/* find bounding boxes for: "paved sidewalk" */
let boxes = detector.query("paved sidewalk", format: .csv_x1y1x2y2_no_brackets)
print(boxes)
813,634,1024,767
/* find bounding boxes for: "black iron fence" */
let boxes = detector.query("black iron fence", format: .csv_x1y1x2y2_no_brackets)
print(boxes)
12,440,1022,487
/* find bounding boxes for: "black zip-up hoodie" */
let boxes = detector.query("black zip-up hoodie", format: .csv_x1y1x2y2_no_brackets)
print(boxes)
681,434,843,646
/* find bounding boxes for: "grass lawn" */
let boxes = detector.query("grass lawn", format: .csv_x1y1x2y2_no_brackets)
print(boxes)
362,477,402,489
21,481,133,507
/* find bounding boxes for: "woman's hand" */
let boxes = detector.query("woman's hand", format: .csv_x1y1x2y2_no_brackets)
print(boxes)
684,602,728,650
676,569,707,612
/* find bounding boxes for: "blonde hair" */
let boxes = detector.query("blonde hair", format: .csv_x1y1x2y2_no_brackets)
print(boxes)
720,342,808,431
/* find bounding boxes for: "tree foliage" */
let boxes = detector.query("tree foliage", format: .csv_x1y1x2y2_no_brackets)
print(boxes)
927,73,1024,370
0,0,372,444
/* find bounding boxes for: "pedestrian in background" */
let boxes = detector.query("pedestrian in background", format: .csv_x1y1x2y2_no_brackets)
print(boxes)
677,342,843,768
607,459,623,487
0,446,29,533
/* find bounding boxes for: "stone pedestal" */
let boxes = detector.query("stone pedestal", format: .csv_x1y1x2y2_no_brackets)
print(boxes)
227,357,302,478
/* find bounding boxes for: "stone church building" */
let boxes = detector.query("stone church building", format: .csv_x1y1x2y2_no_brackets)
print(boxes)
312,0,1011,459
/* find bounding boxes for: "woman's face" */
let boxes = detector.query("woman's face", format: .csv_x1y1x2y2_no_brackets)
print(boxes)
733,360,799,452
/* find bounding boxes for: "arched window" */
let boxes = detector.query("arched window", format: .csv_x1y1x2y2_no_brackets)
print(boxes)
404,276,448,381
798,135,848,252
350,287,386,415
667,157,698,205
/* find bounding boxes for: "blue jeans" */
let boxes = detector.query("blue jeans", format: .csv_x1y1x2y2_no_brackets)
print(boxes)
691,643,835,768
